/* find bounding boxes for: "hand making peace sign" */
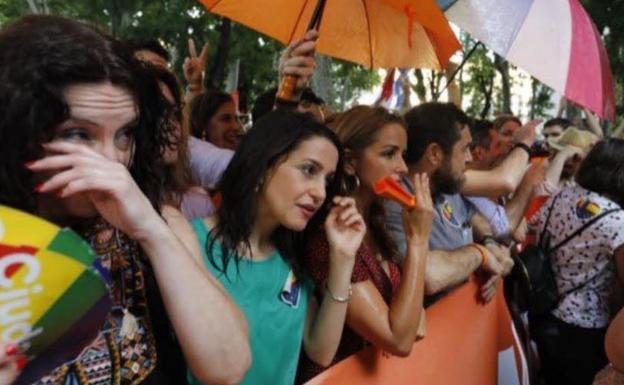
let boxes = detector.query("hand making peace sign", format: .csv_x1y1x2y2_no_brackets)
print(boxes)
183,38,209,91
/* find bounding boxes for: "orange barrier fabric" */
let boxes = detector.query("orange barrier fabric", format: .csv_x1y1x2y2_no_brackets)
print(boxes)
305,279,528,385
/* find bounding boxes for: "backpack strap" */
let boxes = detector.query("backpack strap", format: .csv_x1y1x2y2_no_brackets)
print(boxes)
548,208,622,252
549,206,622,301
537,192,562,248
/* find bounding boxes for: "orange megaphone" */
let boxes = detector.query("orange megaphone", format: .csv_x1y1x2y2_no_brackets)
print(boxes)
373,176,415,208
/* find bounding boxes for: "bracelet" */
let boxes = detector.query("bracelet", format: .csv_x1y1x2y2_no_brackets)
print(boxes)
326,283,352,303
468,243,488,268
512,142,531,157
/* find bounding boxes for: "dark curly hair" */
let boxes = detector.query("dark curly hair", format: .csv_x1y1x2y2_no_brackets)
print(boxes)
0,15,174,213
209,109,345,278
148,64,195,207
576,138,624,207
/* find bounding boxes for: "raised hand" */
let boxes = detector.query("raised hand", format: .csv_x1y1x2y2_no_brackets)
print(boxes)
402,173,435,244
560,144,585,161
324,196,366,264
278,30,318,95
513,119,541,147
27,141,163,243
183,38,209,92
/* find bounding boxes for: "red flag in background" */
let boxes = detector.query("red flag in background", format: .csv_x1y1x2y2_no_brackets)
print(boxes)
379,68,396,102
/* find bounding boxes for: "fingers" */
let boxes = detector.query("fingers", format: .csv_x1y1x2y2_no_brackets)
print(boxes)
282,55,316,70
199,42,210,64
480,275,499,303
188,38,197,58
281,57,316,78
328,196,364,230
27,152,102,174
411,173,432,209
41,141,107,160
302,29,319,42
286,30,319,56
290,39,317,58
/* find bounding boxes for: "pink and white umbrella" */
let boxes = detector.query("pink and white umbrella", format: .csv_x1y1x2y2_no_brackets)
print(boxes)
439,0,616,121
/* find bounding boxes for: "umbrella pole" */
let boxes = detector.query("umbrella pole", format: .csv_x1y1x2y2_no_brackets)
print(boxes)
276,0,327,103
434,42,482,101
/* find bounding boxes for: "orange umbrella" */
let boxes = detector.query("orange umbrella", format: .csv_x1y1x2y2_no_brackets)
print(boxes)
199,0,461,70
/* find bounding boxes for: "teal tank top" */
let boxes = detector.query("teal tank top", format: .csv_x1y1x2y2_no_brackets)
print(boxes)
188,219,312,385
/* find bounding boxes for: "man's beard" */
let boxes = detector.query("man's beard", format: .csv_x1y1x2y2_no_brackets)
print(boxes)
431,162,464,195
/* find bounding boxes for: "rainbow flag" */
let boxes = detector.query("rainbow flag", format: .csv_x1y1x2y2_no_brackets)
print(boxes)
0,205,111,379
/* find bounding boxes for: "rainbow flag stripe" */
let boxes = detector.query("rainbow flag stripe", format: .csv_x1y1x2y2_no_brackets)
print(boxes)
0,205,111,365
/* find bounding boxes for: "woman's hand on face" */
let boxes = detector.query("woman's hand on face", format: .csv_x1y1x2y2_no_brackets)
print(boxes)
27,141,162,242
324,196,366,265
402,173,435,244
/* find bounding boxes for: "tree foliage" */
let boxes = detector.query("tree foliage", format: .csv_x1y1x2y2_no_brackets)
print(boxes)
0,0,378,111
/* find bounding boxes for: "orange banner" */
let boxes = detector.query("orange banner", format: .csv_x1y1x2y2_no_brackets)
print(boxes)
305,279,528,385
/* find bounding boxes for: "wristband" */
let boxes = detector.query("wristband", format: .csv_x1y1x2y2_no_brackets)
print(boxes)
326,283,352,303
468,243,488,268
512,142,531,157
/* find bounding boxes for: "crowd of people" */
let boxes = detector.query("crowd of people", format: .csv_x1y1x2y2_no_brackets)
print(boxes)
1,14,623,385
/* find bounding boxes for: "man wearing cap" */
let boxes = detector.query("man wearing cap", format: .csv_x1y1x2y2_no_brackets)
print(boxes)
536,126,600,196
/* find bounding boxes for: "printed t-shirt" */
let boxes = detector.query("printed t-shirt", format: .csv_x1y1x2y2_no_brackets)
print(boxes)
429,193,476,251
532,185,624,328
385,178,475,254
189,219,312,385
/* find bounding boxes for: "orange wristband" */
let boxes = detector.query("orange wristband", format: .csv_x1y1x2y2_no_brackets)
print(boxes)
468,243,488,268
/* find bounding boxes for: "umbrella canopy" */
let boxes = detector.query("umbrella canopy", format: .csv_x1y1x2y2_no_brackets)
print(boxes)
439,0,616,121
199,0,461,70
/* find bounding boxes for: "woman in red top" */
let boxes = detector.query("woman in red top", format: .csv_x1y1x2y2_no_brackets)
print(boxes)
297,106,434,382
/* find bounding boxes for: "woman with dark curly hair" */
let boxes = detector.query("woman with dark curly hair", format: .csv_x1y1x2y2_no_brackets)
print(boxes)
0,15,249,385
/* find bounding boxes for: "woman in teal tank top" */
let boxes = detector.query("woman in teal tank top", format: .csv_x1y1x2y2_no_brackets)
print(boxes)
188,110,366,385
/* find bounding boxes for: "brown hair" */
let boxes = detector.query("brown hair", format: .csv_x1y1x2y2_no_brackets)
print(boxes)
493,114,521,132
327,105,405,262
